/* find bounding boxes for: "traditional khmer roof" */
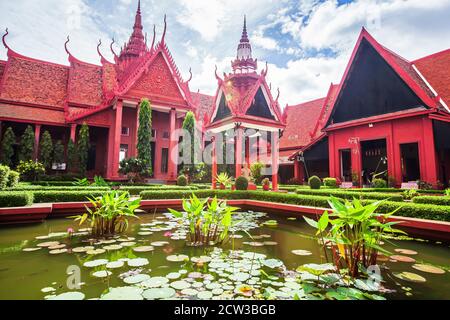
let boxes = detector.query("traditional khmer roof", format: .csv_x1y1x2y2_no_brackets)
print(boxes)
191,91,215,124
0,1,194,124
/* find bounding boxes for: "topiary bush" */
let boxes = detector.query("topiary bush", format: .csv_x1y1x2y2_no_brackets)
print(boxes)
6,170,20,188
16,160,45,182
177,175,188,186
0,165,11,190
0,191,34,207
323,178,337,188
235,176,249,190
308,176,322,189
372,178,387,189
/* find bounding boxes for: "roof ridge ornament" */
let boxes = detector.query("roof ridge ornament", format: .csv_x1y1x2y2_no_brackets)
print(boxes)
161,15,167,45
64,36,71,56
110,37,118,61
151,25,156,51
2,28,10,50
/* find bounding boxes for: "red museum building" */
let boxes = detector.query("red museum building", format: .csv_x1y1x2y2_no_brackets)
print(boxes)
1,1,450,187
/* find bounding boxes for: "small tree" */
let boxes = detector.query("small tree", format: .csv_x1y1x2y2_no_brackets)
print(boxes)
53,140,65,164
78,123,90,176
181,111,197,181
39,130,53,170
137,98,153,176
67,139,78,173
0,127,16,167
19,125,35,162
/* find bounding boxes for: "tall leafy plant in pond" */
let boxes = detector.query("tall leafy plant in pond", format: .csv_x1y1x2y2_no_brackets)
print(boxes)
168,194,238,246
0,127,16,167
72,191,140,237
137,98,153,176
77,123,90,176
19,125,35,162
304,196,404,278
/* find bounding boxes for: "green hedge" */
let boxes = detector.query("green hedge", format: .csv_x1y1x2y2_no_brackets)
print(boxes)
0,192,34,207
119,185,199,195
412,196,450,206
7,186,111,192
344,188,444,195
296,189,404,202
32,191,107,203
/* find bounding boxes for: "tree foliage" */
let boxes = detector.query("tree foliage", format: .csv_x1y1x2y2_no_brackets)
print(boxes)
137,98,153,176
53,140,65,164
39,130,53,170
67,139,78,173
19,125,35,162
181,111,197,180
0,127,16,167
77,123,90,176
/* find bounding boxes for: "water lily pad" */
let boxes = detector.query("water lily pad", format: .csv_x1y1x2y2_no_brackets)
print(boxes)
188,272,203,279
83,259,109,268
181,288,198,296
128,258,149,267
138,232,153,236
143,287,176,300
230,272,250,282
103,244,123,251
92,270,112,278
23,247,42,252
41,287,56,293
37,241,60,248
245,242,265,247
133,246,154,253
394,248,418,255
412,264,445,274
47,292,85,300
394,272,426,283
72,246,94,253
212,288,224,295
166,272,181,280
120,242,137,247
141,277,169,288
191,256,212,263
391,255,416,263
262,259,283,269
170,280,191,290
86,249,106,255
167,254,189,262
197,291,213,300
263,241,278,246
151,241,169,247
106,261,125,269
101,287,144,300
262,220,278,227
49,249,68,255
291,249,312,256
48,244,66,250
124,274,151,284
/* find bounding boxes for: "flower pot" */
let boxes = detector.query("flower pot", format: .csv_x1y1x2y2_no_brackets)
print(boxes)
263,185,270,191
220,184,226,190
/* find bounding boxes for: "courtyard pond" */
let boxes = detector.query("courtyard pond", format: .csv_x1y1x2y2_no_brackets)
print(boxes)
0,211,449,300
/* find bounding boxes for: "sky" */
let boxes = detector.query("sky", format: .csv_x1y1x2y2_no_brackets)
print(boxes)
1,0,450,108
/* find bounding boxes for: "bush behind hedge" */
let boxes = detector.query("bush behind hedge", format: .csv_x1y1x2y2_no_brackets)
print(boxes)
296,189,404,202
412,196,450,206
32,191,107,203
0,192,34,207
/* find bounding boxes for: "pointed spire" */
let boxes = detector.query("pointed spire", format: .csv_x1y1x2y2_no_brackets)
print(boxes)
240,15,249,43
232,15,257,73
118,0,147,62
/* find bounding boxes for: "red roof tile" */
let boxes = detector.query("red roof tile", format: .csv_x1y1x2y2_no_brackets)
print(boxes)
280,97,326,149
414,49,450,108
191,91,214,123
68,61,104,106
0,56,69,108
0,103,66,124
0,60,6,81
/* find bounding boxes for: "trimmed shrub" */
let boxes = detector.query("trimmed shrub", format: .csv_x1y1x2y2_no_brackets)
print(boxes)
323,178,337,188
39,130,53,170
19,125,35,162
308,176,322,189
16,161,45,182
0,165,11,190
296,189,404,202
412,196,450,206
6,170,20,188
235,176,249,190
8,186,110,192
120,185,198,195
372,178,387,189
0,191,34,207
287,178,303,185
1,127,16,167
418,180,433,190
78,123,90,176
32,191,107,203
177,175,188,186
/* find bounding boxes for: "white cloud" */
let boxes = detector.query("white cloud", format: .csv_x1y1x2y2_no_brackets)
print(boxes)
251,30,279,51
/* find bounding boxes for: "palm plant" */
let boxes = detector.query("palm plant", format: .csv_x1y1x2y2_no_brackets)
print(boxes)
168,194,238,246
72,191,140,237
216,172,232,189
304,196,404,278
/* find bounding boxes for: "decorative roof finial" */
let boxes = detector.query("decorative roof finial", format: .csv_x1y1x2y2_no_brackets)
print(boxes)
186,67,193,83
161,14,167,45
262,61,268,76
2,28,10,50
241,15,249,43
64,36,71,55
110,37,118,60
151,25,156,50
137,0,141,13
276,88,280,102
214,65,222,82
97,39,109,63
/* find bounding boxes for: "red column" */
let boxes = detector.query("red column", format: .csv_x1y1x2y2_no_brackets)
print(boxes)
212,136,217,189
422,117,438,185
70,124,77,143
328,133,336,179
134,105,140,158
111,101,123,179
272,132,279,191
235,126,243,178
168,108,178,181
294,159,305,183
34,124,41,161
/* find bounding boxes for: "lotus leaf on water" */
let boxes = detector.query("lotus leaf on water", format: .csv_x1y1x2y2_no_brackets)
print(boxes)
262,259,283,269
394,248,418,255
197,291,213,300
23,247,42,252
143,288,176,300
47,292,85,300
49,249,68,255
86,249,106,255
92,270,112,278
106,261,125,269
123,274,151,284
133,246,154,252
170,280,191,290
151,241,169,247
391,255,416,263
37,241,60,248
291,249,312,256
101,287,144,300
412,264,445,274
83,259,109,268
141,277,169,288
128,258,149,267
394,272,426,283
166,254,189,262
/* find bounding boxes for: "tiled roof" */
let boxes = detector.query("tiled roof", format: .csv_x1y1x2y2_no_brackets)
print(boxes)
280,97,326,149
0,60,6,81
0,103,66,124
68,61,104,106
191,91,214,123
414,49,450,108
0,56,69,108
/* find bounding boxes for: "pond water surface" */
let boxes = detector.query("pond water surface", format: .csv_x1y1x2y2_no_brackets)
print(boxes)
0,211,449,300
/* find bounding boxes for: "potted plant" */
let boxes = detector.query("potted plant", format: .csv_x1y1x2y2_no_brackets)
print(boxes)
351,171,360,187
216,172,231,190
262,178,271,191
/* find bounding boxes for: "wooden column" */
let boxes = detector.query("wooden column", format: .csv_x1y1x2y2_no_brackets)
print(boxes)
212,136,217,189
70,124,77,143
134,105,140,158
34,124,41,161
111,100,123,178
235,126,243,178
272,131,279,191
294,158,305,183
422,117,438,185
168,108,178,181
